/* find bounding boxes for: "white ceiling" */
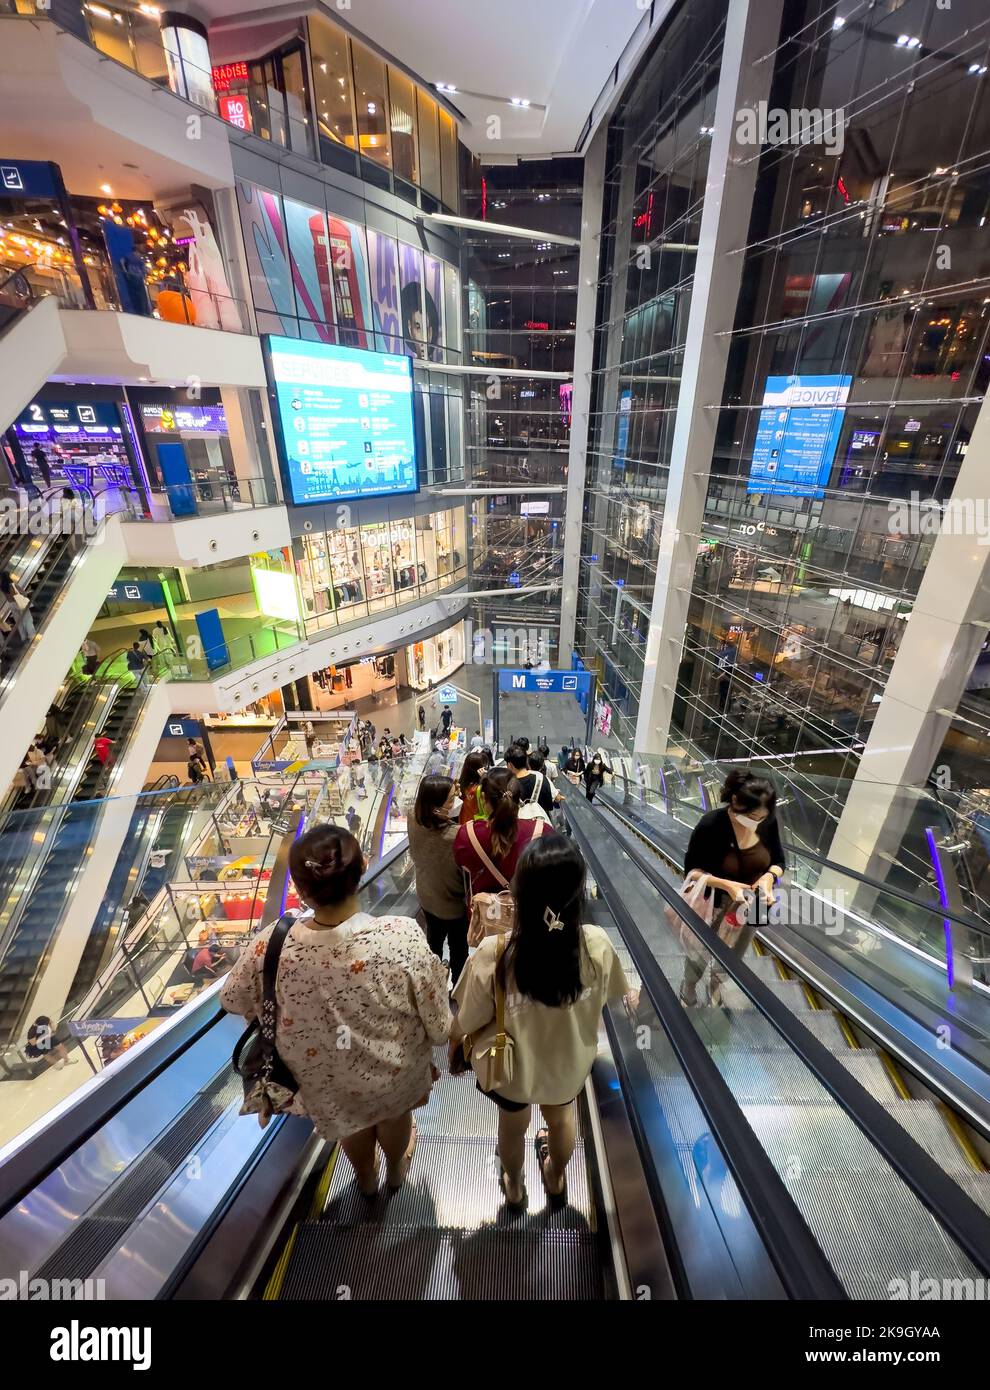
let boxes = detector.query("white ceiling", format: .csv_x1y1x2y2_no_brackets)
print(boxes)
201,0,648,156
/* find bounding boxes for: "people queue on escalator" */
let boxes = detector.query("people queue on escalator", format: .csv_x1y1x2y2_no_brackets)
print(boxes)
221,733,632,1209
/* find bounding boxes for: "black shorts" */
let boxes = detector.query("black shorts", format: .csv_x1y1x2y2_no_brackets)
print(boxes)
477,1083,578,1114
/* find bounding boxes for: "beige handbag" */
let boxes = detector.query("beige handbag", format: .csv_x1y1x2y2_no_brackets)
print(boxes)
463,933,514,1093
465,819,545,947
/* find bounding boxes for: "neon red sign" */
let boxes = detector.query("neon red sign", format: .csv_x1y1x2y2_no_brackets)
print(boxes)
525,320,549,331
212,62,248,92
219,95,252,131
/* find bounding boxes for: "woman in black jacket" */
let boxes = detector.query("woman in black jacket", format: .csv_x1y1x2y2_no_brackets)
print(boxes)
679,769,785,1005
583,753,607,802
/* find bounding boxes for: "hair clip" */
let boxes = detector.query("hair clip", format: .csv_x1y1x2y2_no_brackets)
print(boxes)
543,905,564,931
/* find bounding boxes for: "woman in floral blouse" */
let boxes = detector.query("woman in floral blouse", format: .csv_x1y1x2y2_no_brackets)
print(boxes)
221,824,451,1195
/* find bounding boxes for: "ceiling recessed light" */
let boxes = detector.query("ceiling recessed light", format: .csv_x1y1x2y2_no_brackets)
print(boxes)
100,183,112,195
510,98,530,108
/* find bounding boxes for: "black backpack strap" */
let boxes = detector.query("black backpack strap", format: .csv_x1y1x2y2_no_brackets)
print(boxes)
259,913,295,1048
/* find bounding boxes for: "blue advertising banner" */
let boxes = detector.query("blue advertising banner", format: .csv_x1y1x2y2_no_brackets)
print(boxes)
195,608,229,671
613,389,632,468
157,440,197,517
497,669,592,699
437,684,458,704
748,374,851,498
163,717,201,739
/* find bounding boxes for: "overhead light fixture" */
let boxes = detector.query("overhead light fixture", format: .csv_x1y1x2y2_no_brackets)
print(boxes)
436,82,457,94
100,183,112,195
510,98,530,108
832,15,845,29
367,102,376,114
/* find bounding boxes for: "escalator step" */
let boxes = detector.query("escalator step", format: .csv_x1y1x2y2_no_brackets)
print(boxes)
323,1134,594,1233
277,1223,603,1301
883,1100,974,1177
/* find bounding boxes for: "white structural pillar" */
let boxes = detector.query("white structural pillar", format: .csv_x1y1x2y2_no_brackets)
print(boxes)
634,0,784,754
827,389,990,879
558,120,608,667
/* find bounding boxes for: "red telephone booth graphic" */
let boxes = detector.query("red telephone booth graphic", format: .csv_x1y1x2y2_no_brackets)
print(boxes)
327,217,370,349
308,213,338,334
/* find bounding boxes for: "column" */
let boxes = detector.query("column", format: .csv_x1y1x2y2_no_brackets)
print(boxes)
633,0,785,754
558,120,608,666
827,386,990,880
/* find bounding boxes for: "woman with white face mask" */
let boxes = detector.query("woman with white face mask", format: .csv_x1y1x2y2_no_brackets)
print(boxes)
678,770,785,1006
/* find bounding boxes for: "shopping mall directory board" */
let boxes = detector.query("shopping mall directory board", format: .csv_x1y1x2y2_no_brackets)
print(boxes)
263,336,418,505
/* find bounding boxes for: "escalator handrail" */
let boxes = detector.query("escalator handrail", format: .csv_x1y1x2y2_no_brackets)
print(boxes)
614,780,990,939
573,788,990,1276
0,835,412,1218
564,799,846,1299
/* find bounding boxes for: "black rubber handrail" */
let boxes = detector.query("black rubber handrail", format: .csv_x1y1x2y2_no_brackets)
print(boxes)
565,800,846,1299
579,791,990,1277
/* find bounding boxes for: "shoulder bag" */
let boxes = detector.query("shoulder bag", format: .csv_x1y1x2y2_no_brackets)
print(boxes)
463,933,514,1093
232,913,300,1127
465,819,545,946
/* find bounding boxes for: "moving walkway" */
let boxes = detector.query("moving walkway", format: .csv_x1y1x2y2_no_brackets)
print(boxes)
3,785,990,1301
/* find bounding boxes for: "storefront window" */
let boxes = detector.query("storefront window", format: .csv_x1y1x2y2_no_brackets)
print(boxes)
387,67,419,185
291,508,467,637
308,15,356,154
361,522,394,610
417,89,442,199
352,41,391,167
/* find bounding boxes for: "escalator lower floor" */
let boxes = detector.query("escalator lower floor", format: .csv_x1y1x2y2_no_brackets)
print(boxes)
269,1049,609,1300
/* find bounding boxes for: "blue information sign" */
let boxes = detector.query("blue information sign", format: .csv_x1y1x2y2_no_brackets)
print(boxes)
497,669,592,698
437,684,458,705
748,374,851,498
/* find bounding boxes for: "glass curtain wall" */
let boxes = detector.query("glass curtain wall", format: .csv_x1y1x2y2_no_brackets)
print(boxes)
461,161,583,665
575,0,728,748
675,0,990,786
575,0,990,796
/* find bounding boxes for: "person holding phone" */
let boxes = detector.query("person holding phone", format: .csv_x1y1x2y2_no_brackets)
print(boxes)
679,769,785,1006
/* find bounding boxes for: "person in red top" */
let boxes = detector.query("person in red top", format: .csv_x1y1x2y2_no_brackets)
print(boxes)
93,735,112,766
453,767,544,895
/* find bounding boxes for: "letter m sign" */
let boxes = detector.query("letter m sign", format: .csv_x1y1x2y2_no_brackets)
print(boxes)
511,674,527,689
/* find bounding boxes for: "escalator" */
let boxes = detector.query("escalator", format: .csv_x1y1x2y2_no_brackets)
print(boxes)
0,670,154,1043
4,796,990,1302
64,779,213,1011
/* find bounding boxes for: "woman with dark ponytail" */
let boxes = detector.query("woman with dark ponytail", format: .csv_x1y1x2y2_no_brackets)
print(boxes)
679,769,786,1005
453,766,546,895
221,824,450,1195
450,834,630,1207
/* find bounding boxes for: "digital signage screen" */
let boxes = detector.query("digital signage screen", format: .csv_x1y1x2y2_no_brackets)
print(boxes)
748,374,852,499
264,336,418,505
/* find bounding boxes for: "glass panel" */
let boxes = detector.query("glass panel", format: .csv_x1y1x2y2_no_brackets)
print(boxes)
439,107,458,211
387,66,419,184
86,4,134,67
417,89,441,197
281,48,313,157
308,15,356,150
351,41,391,166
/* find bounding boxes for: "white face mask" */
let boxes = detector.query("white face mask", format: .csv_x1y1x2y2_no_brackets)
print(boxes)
733,811,762,833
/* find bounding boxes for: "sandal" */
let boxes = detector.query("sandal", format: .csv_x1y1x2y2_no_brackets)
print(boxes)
534,1128,566,1204
496,1152,527,1209
387,1118,417,1191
